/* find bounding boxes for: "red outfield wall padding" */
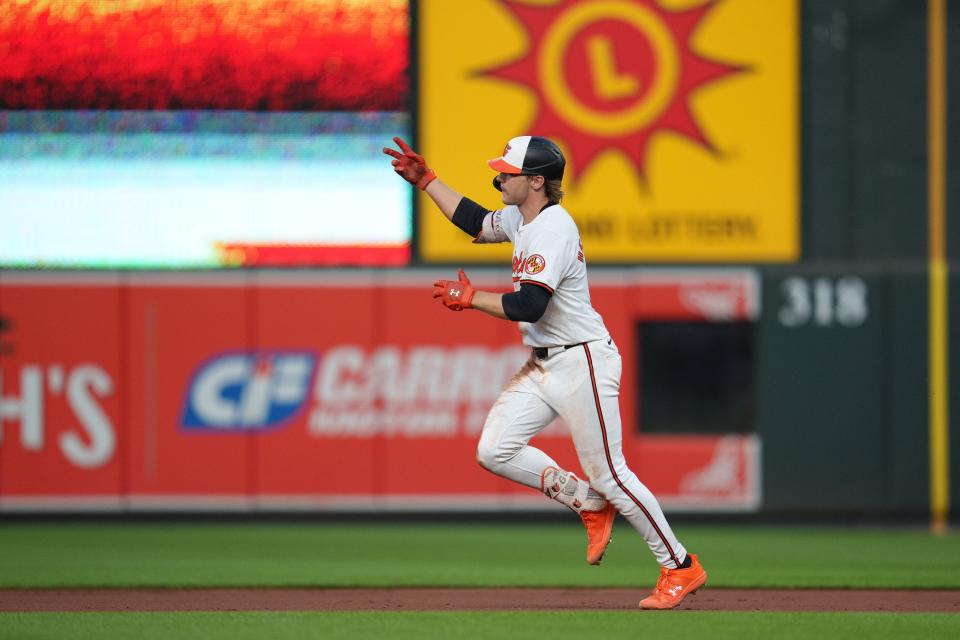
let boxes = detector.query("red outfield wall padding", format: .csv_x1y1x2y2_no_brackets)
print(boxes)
0,280,123,499
0,271,759,511
124,284,254,498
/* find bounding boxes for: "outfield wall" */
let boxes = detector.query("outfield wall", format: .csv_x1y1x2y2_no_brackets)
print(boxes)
1,267,956,517
0,269,761,513
759,265,959,517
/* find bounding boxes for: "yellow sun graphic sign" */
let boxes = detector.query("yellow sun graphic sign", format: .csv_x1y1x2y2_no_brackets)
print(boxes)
417,0,798,263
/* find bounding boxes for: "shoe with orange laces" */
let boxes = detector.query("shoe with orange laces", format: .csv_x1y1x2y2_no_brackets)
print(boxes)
639,554,707,610
580,502,616,565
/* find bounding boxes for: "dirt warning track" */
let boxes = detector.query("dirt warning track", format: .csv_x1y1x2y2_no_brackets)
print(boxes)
2,588,959,613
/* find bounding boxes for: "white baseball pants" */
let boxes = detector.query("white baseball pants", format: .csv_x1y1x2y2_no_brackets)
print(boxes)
476,337,687,568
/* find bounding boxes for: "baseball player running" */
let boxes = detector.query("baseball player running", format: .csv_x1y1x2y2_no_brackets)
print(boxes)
383,135,706,610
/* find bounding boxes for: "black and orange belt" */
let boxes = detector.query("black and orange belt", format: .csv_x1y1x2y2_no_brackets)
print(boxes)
532,342,586,360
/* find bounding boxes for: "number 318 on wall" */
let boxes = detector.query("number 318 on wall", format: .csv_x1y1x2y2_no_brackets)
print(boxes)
778,276,869,328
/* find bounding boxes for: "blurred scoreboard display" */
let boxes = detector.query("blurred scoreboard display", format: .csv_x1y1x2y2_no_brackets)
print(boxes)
417,0,799,263
0,0,412,268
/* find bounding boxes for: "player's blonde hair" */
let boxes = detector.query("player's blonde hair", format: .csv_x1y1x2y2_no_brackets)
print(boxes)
545,179,564,203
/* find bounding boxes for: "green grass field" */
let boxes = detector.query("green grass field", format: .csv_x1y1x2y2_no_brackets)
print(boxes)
2,522,959,588
3,611,959,640
1,522,959,639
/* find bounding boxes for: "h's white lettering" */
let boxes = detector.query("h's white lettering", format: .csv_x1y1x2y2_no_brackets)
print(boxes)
0,367,44,449
60,365,115,469
0,364,116,469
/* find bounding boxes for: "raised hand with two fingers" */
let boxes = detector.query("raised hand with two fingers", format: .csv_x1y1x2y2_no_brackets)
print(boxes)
382,136,437,190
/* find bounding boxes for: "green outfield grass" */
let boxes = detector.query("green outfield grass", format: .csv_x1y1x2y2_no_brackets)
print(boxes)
1,611,959,640
0,522,959,588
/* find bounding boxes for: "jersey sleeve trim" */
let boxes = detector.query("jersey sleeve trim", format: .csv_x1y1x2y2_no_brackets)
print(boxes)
473,209,511,244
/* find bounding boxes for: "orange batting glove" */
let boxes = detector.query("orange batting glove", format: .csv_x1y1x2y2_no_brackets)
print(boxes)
432,269,475,311
382,136,437,190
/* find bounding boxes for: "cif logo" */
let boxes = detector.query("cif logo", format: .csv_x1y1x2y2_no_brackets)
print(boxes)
182,351,317,431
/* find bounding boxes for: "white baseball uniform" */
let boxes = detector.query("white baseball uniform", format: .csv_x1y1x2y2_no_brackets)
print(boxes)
474,203,687,568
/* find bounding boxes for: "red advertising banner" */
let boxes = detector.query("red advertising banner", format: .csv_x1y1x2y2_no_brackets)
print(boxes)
0,275,123,505
125,277,254,502
0,270,759,512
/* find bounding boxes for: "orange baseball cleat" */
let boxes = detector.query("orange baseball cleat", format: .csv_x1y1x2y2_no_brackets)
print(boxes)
639,554,707,610
580,502,616,565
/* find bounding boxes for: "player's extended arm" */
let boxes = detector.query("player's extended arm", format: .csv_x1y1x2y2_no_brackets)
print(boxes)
433,271,551,322
383,137,461,219
382,137,490,236
469,290,509,320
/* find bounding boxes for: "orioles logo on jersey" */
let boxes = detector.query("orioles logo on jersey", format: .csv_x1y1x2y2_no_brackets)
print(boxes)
524,254,546,275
